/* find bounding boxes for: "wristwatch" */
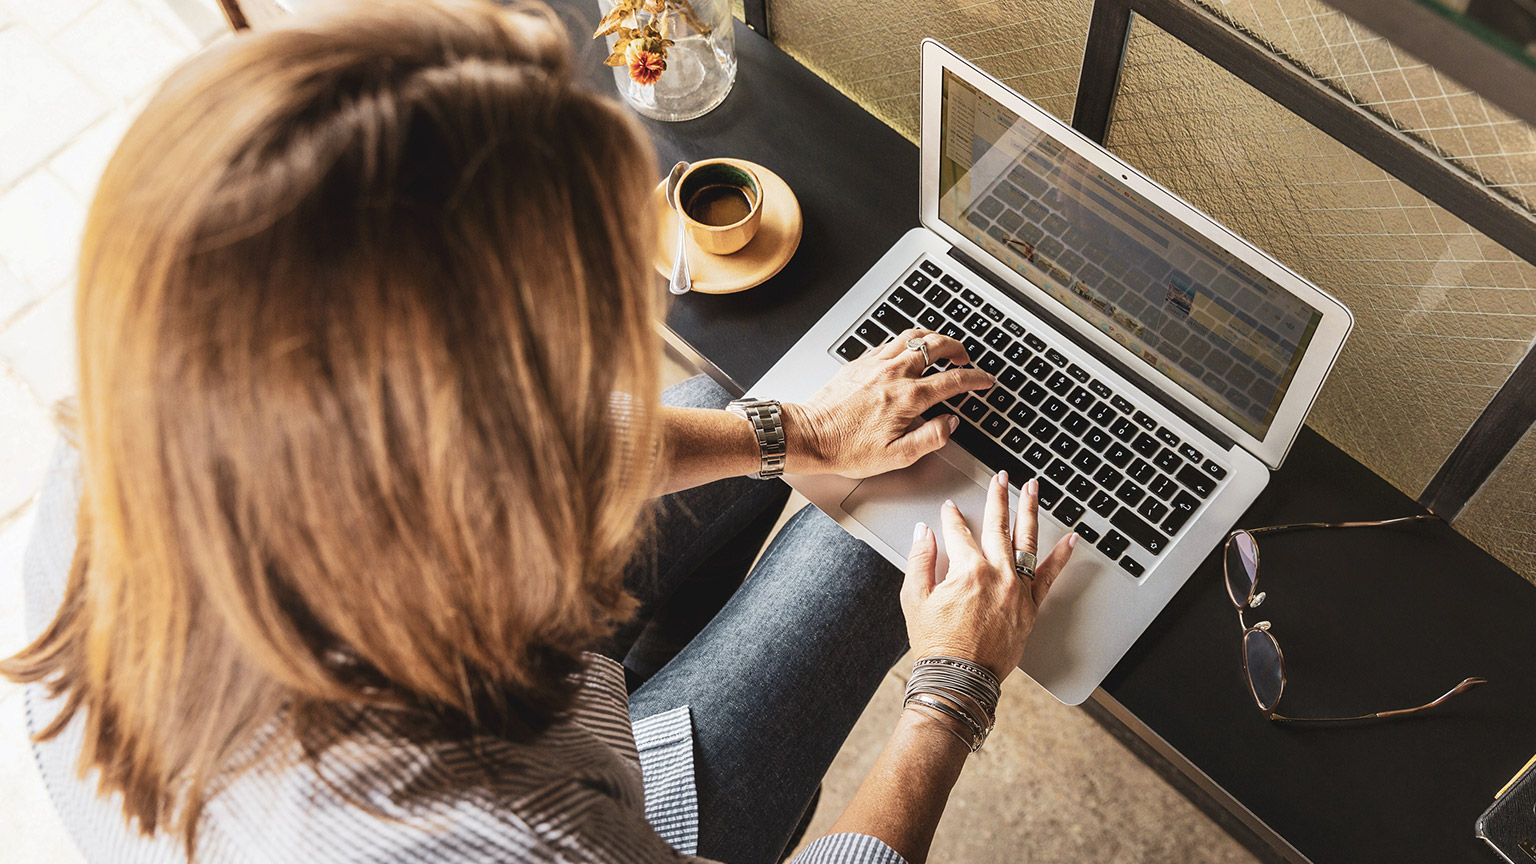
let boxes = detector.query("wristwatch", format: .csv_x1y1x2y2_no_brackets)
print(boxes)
726,398,787,479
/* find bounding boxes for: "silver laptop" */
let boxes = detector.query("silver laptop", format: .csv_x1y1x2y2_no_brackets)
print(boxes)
751,40,1354,705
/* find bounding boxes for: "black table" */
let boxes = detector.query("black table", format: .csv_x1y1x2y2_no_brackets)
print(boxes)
554,6,1536,861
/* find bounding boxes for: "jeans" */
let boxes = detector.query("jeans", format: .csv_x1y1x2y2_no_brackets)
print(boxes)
607,375,910,864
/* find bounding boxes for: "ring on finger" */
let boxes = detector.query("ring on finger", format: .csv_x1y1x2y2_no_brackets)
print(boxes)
905,337,932,369
1013,549,1036,582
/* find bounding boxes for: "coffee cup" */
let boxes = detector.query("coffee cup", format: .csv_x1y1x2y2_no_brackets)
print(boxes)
674,159,764,255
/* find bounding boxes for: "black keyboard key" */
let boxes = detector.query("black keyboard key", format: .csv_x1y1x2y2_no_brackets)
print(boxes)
917,308,945,331
1024,333,1048,352
1045,461,1074,487
978,352,1005,376
1067,363,1091,383
1007,403,1036,427
1111,507,1167,554
1024,442,1052,468
1025,356,1053,380
1089,380,1113,399
963,336,986,361
981,412,1008,437
1132,433,1160,457
961,288,985,306
1156,428,1180,447
1132,410,1157,431
1093,465,1123,489
1111,395,1135,414
1105,443,1133,468
904,272,931,291
1090,490,1118,517
985,389,1015,413
1071,450,1101,474
985,329,1013,352
1055,498,1086,525
1162,492,1201,534
1083,428,1112,452
1115,483,1145,507
941,274,964,290
940,321,966,341
1128,459,1156,484
854,319,884,345
1045,348,1068,367
1177,464,1216,498
1041,396,1068,421
1003,319,1026,337
890,287,924,317
1150,474,1177,500
1063,412,1090,436
960,397,989,422
1038,479,1062,509
1076,524,1101,543
1050,434,1079,459
872,303,912,333
1047,371,1074,395
1097,530,1130,559
1066,386,1095,411
1119,556,1145,577
999,367,1027,391
1004,342,1031,365
1137,498,1170,523
1030,418,1058,441
945,298,971,320
836,336,866,362
1153,448,1182,473
1088,402,1116,426
1203,459,1228,480
923,283,952,306
942,408,1034,488
965,313,992,335
981,303,1005,322
1002,428,1028,452
920,260,942,277
1110,417,1137,441
1021,382,1047,405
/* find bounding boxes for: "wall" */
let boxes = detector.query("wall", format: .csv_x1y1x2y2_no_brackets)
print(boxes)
763,0,1536,581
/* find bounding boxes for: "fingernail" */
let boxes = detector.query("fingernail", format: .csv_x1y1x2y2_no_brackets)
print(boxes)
947,414,959,431
1068,533,1079,548
1027,478,1038,496
913,521,928,542
997,470,1007,486
944,499,956,510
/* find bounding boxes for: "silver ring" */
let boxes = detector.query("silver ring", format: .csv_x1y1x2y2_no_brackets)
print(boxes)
906,337,931,368
1013,549,1036,582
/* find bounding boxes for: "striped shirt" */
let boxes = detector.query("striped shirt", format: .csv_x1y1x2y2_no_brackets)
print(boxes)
22,444,907,864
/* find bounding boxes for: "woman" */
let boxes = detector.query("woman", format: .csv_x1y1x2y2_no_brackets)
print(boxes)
7,2,1076,862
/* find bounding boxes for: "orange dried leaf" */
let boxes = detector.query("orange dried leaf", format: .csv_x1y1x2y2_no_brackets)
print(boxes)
603,51,627,66
592,7,627,37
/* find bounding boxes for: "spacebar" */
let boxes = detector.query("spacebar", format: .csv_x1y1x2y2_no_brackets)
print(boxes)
923,406,1034,489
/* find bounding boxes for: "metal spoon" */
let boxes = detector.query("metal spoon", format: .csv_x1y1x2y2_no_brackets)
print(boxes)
665,160,692,295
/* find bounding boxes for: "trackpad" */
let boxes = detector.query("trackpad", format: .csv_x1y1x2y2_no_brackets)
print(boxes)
842,451,999,573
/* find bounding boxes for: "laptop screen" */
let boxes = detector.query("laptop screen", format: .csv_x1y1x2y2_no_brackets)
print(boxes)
937,69,1323,439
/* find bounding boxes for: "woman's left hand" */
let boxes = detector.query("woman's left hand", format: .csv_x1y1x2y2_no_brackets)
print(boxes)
782,328,995,479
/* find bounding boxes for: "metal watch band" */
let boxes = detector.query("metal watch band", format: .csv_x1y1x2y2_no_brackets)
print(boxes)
726,399,787,480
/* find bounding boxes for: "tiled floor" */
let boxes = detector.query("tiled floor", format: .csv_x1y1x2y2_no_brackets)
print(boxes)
0,3,1257,861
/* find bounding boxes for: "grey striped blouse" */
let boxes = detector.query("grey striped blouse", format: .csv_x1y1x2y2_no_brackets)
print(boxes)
22,444,908,864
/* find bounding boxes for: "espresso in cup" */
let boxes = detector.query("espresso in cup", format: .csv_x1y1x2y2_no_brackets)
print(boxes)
674,160,763,255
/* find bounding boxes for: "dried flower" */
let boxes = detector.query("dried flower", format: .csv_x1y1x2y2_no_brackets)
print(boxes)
594,0,707,86
627,48,666,85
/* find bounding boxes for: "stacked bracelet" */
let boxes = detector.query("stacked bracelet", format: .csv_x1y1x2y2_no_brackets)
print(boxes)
902,655,1002,752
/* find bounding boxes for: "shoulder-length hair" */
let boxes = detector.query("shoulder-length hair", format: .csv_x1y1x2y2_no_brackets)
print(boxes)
3,0,663,852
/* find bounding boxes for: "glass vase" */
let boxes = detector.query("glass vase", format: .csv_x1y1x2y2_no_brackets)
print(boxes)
596,0,736,122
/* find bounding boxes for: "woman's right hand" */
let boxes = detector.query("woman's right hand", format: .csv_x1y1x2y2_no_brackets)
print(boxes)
899,471,1077,681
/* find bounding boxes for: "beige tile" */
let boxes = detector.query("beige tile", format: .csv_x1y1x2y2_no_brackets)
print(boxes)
8,0,101,37
0,259,50,333
52,0,192,103
0,170,84,291
48,109,133,202
135,0,222,47
0,286,78,412
0,368,56,522
0,27,109,188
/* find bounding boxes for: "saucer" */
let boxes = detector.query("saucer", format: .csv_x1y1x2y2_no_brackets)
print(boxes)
653,159,802,294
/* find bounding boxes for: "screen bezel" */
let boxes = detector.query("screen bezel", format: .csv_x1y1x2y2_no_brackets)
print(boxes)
918,39,1352,469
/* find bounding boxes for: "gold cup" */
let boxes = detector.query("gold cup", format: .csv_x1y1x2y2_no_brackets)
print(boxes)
674,160,764,256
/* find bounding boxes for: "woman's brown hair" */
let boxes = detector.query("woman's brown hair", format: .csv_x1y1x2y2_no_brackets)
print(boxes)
3,0,662,850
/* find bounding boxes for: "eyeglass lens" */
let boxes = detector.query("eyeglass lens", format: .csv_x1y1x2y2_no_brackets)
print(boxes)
1243,628,1284,712
1225,531,1259,607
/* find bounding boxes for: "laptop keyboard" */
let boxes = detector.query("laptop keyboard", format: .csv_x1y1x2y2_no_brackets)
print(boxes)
831,258,1230,579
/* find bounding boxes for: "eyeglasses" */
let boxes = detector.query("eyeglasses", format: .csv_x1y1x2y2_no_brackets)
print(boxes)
1224,514,1486,723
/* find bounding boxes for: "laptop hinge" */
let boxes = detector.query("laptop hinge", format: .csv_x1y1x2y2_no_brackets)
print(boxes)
945,247,1237,453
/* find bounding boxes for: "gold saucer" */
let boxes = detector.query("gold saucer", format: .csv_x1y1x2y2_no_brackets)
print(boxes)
653,159,802,294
